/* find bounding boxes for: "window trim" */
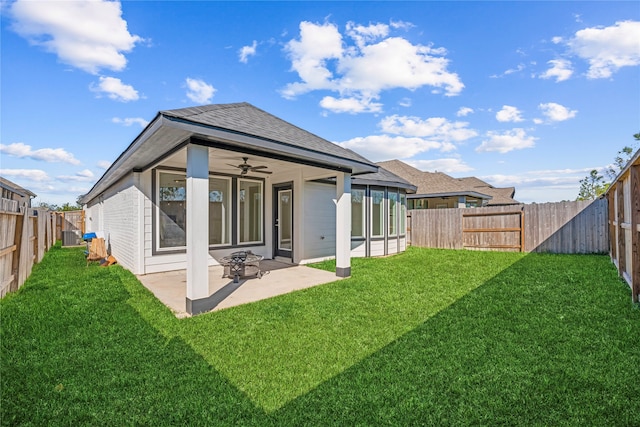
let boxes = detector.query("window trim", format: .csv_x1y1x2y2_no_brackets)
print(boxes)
237,177,264,245
370,187,386,238
351,186,367,239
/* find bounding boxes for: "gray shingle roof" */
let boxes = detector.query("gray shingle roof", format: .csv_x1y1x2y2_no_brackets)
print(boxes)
353,165,417,191
161,103,374,166
377,159,520,205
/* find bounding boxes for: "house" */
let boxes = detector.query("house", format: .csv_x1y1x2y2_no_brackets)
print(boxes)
377,159,519,209
80,103,415,314
0,176,36,208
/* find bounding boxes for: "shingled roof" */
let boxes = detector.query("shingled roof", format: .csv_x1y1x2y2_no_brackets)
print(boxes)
376,159,519,205
82,102,380,204
161,103,373,166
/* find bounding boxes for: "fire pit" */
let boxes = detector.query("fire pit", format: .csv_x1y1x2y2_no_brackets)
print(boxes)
220,251,264,283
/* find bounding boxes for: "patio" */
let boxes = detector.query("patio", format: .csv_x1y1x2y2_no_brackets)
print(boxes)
136,259,341,317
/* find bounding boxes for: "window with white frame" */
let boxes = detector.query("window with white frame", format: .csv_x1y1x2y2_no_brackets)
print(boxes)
158,172,187,249
351,188,366,238
388,190,398,236
371,189,384,238
209,177,231,246
238,179,263,244
399,193,406,235
156,171,264,251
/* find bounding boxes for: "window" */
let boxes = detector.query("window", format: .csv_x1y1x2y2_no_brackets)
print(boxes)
238,179,263,244
156,171,264,251
158,172,186,249
351,188,366,238
209,177,231,246
388,190,398,236
399,193,406,235
371,189,384,238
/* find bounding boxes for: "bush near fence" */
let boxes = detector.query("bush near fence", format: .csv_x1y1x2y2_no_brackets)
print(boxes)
0,199,56,298
408,199,608,254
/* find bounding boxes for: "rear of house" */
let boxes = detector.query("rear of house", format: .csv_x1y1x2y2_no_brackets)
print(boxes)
81,103,414,313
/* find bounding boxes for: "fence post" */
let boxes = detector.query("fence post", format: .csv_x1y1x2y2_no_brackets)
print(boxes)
631,165,639,304
11,206,28,292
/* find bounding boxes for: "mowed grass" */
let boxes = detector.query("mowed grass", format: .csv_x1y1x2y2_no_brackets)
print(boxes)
1,243,639,426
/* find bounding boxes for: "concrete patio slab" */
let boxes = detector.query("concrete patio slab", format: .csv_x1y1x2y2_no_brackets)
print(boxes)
136,260,341,317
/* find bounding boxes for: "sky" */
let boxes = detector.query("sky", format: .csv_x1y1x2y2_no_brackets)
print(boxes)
1,1,639,207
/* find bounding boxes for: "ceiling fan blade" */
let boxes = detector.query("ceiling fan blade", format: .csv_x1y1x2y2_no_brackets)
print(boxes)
226,163,241,168
253,169,272,174
250,165,268,170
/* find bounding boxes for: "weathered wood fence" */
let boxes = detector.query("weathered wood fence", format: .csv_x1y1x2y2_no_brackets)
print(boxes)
408,199,608,254
56,210,85,246
0,199,56,298
606,152,639,303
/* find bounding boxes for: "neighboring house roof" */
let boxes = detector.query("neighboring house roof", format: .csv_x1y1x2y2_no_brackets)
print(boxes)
81,103,379,204
455,176,518,206
0,176,37,198
376,159,520,205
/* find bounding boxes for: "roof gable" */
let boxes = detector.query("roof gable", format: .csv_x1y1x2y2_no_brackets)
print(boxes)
161,103,372,165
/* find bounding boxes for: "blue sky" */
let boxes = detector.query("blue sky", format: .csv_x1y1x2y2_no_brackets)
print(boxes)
1,1,639,206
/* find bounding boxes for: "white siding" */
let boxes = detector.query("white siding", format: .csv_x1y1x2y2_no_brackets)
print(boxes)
85,173,141,273
302,181,336,261
351,240,366,257
370,239,385,257
388,238,398,254
399,236,407,252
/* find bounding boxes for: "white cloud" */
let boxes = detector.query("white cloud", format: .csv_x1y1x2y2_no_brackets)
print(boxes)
346,21,389,48
97,160,112,169
539,59,573,82
379,115,478,142
320,96,382,114
537,102,578,123
57,169,95,182
0,142,80,164
408,157,474,173
496,105,524,123
112,117,149,127
282,20,464,113
185,77,216,104
490,63,525,78
0,168,50,182
476,128,537,153
239,40,258,63
338,135,444,162
398,97,412,107
389,20,415,31
91,76,139,102
566,20,640,79
456,107,474,117
9,0,142,74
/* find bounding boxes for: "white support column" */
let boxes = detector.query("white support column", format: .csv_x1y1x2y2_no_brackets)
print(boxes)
336,172,351,277
186,144,210,314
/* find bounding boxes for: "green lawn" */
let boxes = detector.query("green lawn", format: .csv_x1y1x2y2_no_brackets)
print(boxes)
2,244,639,426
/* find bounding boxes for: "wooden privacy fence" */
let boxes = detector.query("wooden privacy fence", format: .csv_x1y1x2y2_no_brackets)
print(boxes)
606,154,639,304
0,199,56,298
408,199,608,254
56,210,85,246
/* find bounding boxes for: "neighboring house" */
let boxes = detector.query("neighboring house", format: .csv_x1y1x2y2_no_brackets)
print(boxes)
0,176,36,208
377,160,519,209
80,103,415,314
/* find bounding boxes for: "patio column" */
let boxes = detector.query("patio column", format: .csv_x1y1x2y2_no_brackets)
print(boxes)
336,172,351,278
185,144,210,315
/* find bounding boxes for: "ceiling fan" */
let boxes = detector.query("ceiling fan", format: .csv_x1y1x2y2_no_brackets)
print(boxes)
227,157,272,175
